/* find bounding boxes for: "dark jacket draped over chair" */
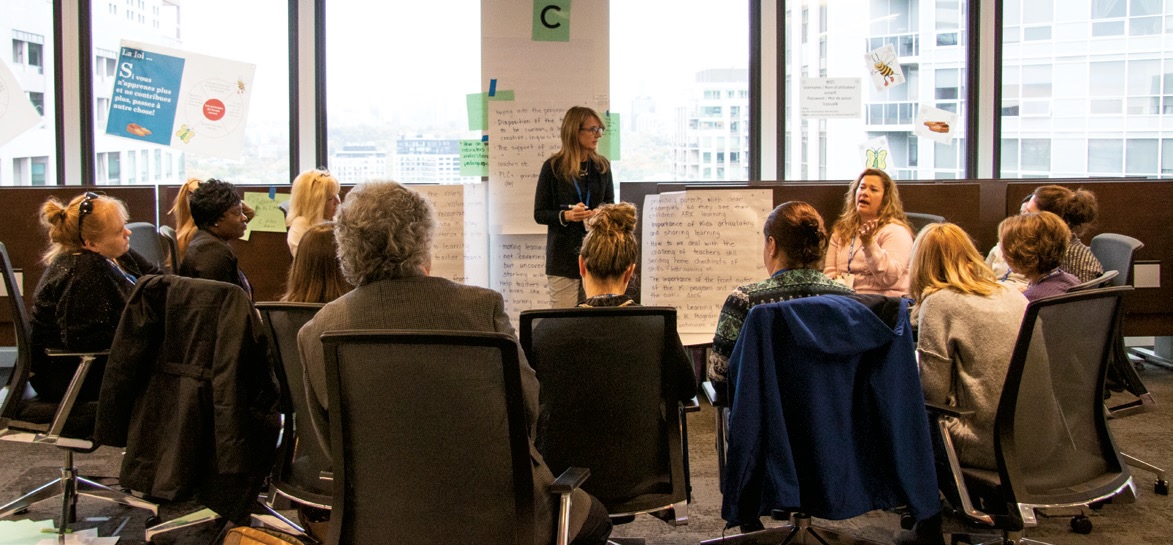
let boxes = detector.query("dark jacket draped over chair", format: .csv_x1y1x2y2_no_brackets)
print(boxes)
721,295,938,527
94,275,280,522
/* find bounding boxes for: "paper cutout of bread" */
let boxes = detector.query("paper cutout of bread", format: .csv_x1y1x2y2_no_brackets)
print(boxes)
126,123,152,137
923,121,949,133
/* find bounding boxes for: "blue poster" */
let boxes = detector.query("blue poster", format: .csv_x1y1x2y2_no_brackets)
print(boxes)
106,46,185,146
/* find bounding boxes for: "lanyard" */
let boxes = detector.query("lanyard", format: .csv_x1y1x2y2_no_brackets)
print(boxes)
572,178,590,207
847,237,860,274
770,268,790,278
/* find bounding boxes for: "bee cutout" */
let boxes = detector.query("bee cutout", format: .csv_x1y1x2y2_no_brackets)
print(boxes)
175,124,195,144
865,148,888,170
871,51,897,86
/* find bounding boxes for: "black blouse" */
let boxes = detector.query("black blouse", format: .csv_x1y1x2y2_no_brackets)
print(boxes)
533,158,615,278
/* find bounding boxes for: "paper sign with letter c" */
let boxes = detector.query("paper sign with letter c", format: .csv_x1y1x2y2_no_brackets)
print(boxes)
532,0,571,42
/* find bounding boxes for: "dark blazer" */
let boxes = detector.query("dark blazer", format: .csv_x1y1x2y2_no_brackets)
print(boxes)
298,275,591,545
533,157,614,278
94,275,280,523
29,248,160,401
179,229,252,298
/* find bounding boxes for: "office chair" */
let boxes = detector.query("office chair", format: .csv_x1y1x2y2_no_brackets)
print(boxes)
126,221,168,271
94,275,282,539
520,307,698,536
1066,270,1117,292
0,241,159,536
320,330,589,545
255,302,331,538
929,287,1138,544
1083,233,1167,495
705,295,938,545
905,212,946,234
158,224,180,272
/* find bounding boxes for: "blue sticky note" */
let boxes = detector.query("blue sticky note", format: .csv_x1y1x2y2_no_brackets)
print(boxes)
489,79,497,97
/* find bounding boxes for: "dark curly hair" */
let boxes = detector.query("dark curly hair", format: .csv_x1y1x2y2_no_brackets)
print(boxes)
189,178,241,229
765,201,828,269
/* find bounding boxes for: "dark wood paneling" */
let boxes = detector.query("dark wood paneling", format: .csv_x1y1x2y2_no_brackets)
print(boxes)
0,187,158,345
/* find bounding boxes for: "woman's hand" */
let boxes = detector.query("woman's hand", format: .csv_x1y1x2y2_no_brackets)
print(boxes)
858,219,880,241
565,202,592,222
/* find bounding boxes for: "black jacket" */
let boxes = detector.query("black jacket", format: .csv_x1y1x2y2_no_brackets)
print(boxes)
179,229,253,299
94,275,280,522
533,157,615,278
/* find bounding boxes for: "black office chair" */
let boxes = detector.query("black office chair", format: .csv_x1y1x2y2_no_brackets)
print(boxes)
704,295,938,545
905,212,946,234
520,307,697,534
1084,233,1167,495
255,302,331,537
158,224,180,273
127,221,168,271
321,330,588,545
0,241,159,536
929,287,1138,544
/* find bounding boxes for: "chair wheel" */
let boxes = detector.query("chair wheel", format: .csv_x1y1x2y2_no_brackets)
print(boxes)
1071,515,1093,534
1156,480,1169,496
145,515,161,527
900,513,916,530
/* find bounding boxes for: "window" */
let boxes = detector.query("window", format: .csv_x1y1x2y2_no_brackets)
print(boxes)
1088,139,1124,173
90,0,290,185
613,1,748,182
30,157,48,186
27,92,44,116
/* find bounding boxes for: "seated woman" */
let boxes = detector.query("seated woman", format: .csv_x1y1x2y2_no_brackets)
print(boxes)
909,222,1028,470
709,201,853,385
823,168,915,296
178,178,253,298
999,211,1080,301
170,177,255,264
984,193,1032,290
30,192,161,401
297,181,612,545
286,169,341,258
281,222,351,303
1024,185,1103,282
576,202,695,401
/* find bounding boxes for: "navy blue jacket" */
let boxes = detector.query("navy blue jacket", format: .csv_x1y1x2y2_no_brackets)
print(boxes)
721,295,938,526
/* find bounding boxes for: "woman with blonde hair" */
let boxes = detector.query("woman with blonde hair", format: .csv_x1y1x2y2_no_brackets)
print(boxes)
30,192,161,401
909,223,1027,471
281,222,351,303
999,211,1079,301
533,106,615,307
824,168,914,296
286,168,341,257
168,177,201,262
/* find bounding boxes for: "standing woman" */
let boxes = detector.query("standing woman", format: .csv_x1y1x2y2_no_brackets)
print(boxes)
534,106,615,308
286,168,341,258
824,168,915,296
30,192,161,401
179,178,253,298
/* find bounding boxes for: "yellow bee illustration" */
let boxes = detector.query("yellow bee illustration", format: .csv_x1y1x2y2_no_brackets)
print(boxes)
175,124,195,144
865,148,888,170
236,77,246,94
871,50,899,86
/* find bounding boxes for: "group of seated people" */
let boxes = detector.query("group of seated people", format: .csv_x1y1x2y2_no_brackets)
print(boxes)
21,165,1109,544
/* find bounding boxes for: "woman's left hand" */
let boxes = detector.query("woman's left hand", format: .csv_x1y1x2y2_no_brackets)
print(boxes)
859,219,880,239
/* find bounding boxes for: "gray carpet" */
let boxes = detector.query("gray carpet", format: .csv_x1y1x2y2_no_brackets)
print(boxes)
2,366,1172,544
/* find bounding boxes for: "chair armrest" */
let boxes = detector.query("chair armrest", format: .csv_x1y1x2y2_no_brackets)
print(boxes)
43,350,107,439
319,471,334,482
45,349,110,358
701,381,727,407
551,467,590,545
681,396,701,414
925,401,974,419
551,466,590,493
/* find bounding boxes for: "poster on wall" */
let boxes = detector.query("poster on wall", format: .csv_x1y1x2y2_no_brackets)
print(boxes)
106,40,255,160
0,59,42,147
863,43,906,91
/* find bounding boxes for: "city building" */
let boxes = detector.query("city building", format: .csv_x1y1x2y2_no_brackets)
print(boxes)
671,69,750,182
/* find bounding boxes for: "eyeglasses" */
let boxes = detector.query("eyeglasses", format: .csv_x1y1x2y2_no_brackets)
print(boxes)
580,126,605,136
77,191,103,244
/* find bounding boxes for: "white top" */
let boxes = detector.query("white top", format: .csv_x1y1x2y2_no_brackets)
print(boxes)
286,216,312,258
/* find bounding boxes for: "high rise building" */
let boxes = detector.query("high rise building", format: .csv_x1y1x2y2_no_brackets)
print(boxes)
671,69,750,182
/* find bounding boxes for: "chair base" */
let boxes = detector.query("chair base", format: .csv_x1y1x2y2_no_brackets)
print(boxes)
948,531,1050,545
701,514,887,545
0,450,157,536
1121,453,1170,495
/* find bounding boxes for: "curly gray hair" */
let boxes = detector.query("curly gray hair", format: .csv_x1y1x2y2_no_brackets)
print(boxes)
334,181,435,285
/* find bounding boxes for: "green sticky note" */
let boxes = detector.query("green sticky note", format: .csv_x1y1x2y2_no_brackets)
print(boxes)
241,191,291,240
460,139,489,177
467,92,488,131
599,112,621,161
489,89,515,101
533,0,571,42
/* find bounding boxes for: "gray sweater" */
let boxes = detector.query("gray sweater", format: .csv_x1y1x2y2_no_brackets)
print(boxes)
916,284,1028,470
